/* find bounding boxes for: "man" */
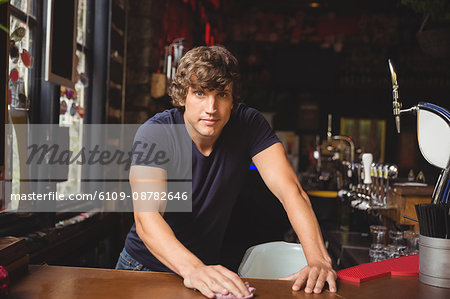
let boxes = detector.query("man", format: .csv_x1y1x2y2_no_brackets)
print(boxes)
116,45,337,298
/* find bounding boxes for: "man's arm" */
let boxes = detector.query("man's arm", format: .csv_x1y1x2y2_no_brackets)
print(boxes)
252,143,337,294
130,165,251,299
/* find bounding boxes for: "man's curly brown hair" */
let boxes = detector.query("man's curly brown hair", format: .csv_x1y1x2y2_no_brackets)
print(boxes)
168,45,241,109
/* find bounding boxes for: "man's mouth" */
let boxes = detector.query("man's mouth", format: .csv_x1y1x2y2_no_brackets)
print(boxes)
201,119,218,125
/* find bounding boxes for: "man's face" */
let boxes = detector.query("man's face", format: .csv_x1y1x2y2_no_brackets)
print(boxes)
182,84,233,144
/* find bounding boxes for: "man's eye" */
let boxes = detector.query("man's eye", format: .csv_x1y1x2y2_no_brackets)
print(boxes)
194,91,204,97
218,92,228,98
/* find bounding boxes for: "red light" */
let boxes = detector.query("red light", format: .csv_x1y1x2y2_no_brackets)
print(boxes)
205,22,210,45
200,6,206,20
209,0,219,9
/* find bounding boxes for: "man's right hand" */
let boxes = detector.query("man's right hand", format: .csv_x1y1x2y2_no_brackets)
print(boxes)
183,265,251,298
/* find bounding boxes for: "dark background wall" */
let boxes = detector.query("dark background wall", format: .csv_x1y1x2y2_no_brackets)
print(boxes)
124,0,450,182
225,0,450,182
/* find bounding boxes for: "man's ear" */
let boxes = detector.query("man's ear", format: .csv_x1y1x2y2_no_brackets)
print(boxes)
180,96,187,107
231,101,238,112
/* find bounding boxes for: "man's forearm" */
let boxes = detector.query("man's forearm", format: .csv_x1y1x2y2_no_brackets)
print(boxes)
130,166,205,277
134,211,252,298
134,212,204,277
252,144,331,265
281,190,331,264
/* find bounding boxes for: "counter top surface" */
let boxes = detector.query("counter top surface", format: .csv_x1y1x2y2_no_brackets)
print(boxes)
7,265,450,299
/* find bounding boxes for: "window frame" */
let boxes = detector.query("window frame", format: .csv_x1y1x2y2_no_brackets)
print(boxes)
0,0,96,230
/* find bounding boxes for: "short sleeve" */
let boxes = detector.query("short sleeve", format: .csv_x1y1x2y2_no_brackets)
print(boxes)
240,105,280,158
131,122,173,171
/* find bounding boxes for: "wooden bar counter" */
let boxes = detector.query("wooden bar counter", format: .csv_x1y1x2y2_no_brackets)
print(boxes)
6,265,450,299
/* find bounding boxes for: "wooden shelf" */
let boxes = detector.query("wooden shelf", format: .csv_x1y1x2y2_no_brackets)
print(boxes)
109,81,122,91
379,185,434,231
108,106,121,119
110,50,123,64
107,0,127,125
112,0,126,11
111,22,124,37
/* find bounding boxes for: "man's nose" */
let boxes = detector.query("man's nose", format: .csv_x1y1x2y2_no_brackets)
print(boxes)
205,96,217,113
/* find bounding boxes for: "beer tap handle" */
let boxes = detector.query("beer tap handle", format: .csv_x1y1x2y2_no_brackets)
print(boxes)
362,153,373,185
388,59,402,133
383,164,389,207
327,114,332,143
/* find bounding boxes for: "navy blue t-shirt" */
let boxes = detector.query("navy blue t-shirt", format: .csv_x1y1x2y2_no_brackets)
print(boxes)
124,103,280,272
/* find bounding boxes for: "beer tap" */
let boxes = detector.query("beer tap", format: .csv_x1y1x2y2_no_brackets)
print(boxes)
370,162,377,203
355,163,363,198
332,136,355,163
382,164,389,207
327,113,356,163
351,162,366,209
362,153,373,202
384,164,398,207
370,163,379,207
377,164,385,205
388,59,402,133
388,59,450,204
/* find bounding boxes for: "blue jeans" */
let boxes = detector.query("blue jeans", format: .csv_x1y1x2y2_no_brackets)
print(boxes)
115,248,153,271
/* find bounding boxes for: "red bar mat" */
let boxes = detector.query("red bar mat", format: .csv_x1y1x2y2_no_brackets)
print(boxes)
337,254,418,283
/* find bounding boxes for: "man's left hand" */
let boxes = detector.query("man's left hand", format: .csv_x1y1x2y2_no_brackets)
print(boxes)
280,261,337,294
